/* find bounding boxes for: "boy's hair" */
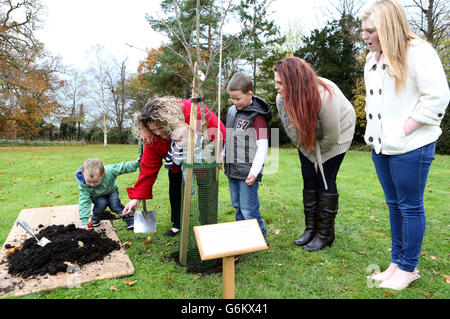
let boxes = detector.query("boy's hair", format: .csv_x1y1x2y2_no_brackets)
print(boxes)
227,73,254,93
81,159,105,177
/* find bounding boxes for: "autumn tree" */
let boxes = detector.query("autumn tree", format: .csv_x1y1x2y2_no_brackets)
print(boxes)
0,0,61,138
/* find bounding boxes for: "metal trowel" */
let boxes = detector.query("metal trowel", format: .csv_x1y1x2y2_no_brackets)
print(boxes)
16,219,51,247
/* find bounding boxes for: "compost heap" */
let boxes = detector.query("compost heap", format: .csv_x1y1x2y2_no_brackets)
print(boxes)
6,224,120,278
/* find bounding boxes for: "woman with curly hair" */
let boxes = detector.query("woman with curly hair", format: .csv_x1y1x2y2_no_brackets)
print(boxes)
123,97,225,237
274,56,356,252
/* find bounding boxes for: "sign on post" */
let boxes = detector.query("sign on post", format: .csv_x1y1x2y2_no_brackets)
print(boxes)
193,219,268,299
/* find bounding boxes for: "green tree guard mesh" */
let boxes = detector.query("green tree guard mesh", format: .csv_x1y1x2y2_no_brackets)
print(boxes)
179,162,218,269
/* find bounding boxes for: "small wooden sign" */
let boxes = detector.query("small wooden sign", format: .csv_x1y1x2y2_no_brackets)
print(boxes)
194,219,268,299
194,219,268,261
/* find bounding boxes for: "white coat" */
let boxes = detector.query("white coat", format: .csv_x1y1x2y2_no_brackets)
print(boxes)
364,39,449,155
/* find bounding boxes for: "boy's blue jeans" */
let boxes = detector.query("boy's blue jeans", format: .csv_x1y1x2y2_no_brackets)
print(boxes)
91,189,125,222
228,178,266,239
371,142,436,272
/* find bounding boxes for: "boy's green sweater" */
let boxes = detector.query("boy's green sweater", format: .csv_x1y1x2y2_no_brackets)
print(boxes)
76,161,139,225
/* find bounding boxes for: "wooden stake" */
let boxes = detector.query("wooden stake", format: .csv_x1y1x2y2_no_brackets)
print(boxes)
180,62,199,265
222,256,235,299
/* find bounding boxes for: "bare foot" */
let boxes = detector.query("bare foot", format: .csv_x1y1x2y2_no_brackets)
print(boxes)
379,268,420,290
368,263,398,282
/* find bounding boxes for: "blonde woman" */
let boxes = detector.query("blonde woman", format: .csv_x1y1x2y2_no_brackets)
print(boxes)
361,0,449,290
123,97,225,237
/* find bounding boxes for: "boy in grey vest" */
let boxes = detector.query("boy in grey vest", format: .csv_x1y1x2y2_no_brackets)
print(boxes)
222,74,272,240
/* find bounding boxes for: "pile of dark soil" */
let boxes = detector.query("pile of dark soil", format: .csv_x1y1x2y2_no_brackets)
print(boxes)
6,224,120,278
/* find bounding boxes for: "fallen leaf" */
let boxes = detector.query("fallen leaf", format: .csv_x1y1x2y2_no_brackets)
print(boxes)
358,251,366,255
144,237,153,245
430,255,437,260
110,285,117,292
384,291,394,297
164,277,173,284
440,274,450,283
274,229,281,235
122,241,132,247
123,280,137,286
6,247,18,256
341,286,349,292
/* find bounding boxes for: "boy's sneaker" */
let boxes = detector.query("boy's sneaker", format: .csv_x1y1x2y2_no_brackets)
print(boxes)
91,217,100,227
123,215,134,230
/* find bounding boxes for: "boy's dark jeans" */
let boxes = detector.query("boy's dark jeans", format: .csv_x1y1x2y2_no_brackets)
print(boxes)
91,189,125,223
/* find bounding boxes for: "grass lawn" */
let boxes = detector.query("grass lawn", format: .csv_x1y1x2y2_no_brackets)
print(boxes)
0,144,448,299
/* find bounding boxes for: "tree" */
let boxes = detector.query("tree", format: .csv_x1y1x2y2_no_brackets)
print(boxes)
87,44,111,147
295,14,363,101
146,0,281,107
0,0,61,138
406,0,449,51
57,70,88,140
106,58,130,144
234,0,283,93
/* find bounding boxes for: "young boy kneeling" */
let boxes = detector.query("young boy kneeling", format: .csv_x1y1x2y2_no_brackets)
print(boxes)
76,158,139,230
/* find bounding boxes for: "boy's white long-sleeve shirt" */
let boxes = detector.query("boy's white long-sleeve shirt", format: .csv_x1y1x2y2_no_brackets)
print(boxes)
221,139,268,178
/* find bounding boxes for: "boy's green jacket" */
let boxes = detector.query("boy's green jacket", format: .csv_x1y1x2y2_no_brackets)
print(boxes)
76,161,139,225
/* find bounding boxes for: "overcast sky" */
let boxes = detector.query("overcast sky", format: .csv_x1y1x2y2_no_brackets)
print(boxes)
36,0,333,73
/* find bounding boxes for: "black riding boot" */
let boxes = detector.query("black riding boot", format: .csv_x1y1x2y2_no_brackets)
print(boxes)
303,192,338,252
294,189,319,246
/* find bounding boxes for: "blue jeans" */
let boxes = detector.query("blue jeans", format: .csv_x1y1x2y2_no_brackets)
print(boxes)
372,142,436,272
228,178,267,238
91,189,125,222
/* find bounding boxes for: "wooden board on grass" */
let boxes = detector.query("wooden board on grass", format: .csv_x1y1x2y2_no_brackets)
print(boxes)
0,205,134,298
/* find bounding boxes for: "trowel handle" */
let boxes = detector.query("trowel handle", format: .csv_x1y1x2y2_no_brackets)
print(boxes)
17,219,38,240
142,199,147,211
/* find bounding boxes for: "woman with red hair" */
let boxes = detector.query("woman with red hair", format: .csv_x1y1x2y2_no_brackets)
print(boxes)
274,57,355,252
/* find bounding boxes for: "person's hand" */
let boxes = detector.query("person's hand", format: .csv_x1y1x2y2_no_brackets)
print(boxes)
80,224,89,230
245,173,256,186
403,117,423,136
123,199,140,214
136,157,140,163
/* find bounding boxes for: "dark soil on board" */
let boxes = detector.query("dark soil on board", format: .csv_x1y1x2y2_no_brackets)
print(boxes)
6,224,120,278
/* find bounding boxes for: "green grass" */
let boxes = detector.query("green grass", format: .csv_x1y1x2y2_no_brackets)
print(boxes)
0,145,448,299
